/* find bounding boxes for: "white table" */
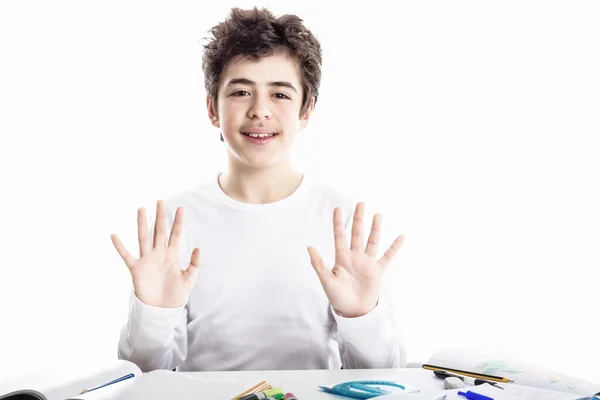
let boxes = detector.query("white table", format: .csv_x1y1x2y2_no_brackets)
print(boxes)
182,367,444,399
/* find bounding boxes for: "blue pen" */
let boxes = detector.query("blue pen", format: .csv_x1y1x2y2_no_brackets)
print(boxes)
458,390,494,400
79,373,135,394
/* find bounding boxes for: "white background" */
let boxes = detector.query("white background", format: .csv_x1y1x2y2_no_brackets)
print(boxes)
1,0,599,386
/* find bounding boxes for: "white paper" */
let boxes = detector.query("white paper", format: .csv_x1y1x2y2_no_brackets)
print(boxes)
112,370,266,400
428,349,600,397
378,382,585,400
377,391,448,400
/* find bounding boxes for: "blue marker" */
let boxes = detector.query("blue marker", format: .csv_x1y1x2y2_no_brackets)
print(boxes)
458,390,494,400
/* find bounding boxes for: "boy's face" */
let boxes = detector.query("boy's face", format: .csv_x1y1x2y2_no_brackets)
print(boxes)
207,52,314,169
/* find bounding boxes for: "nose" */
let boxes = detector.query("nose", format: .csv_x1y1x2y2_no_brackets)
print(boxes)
247,95,272,120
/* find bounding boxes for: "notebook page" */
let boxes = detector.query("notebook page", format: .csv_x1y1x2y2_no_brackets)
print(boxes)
428,349,600,396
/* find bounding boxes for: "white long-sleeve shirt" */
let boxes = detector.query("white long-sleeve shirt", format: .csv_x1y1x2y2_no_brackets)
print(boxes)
117,173,406,372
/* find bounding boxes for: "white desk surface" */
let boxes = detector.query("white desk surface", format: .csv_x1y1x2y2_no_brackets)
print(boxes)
168,368,443,399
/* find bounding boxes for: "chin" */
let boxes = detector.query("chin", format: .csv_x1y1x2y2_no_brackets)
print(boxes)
241,155,284,169
225,135,293,167
232,149,288,169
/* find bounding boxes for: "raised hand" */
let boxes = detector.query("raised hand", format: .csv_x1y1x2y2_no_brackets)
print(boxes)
307,202,404,318
111,200,201,308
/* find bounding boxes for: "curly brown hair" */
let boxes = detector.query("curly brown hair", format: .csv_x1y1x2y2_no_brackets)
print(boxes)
201,7,322,118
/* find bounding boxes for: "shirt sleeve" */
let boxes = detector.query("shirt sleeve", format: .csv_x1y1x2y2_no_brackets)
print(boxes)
332,283,407,369
117,290,189,372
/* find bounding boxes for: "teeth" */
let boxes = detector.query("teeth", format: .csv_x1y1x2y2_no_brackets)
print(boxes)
246,133,274,138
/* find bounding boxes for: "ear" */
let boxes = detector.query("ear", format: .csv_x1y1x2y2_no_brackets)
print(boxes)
299,96,316,130
206,96,220,128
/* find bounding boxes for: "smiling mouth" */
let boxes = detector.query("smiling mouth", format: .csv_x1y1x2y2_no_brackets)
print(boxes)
242,132,279,138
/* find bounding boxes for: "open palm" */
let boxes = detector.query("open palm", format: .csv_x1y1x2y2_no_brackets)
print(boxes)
111,200,201,308
308,202,404,318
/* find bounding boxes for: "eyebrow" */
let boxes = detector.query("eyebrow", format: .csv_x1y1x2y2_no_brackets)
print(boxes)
226,77,298,93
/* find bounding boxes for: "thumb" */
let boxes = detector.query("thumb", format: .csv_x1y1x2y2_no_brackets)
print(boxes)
183,247,202,285
307,246,330,285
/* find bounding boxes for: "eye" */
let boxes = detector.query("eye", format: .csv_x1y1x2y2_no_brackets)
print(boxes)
232,90,250,96
273,93,291,100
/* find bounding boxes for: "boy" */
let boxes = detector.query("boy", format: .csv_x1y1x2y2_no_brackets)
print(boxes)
111,7,406,372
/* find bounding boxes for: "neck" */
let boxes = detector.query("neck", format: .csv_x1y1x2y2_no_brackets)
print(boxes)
218,159,303,204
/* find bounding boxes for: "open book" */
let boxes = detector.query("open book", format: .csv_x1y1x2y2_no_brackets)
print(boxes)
0,359,141,400
426,348,600,398
0,360,276,400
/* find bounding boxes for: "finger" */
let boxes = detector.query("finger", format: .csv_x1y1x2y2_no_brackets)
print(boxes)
153,200,167,248
167,206,184,249
137,207,151,257
365,213,382,257
307,246,332,285
378,235,405,270
350,202,365,251
111,234,136,268
333,207,348,255
183,247,201,284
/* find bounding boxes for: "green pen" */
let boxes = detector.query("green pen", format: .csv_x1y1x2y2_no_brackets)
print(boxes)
239,388,283,400
265,394,284,400
263,388,284,398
